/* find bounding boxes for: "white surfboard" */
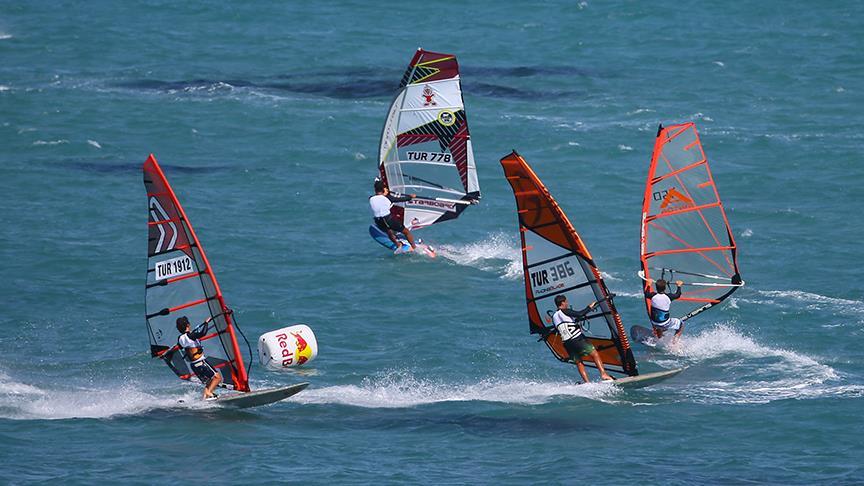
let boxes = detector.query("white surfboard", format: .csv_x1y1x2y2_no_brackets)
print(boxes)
611,368,683,389
212,382,309,409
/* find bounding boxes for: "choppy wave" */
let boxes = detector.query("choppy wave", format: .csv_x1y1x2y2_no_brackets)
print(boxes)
436,232,522,280
730,290,864,317
756,290,862,310
644,324,860,404
294,371,618,408
0,372,200,420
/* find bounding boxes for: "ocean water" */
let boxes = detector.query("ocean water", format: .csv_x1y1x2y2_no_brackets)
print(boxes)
2,1,863,483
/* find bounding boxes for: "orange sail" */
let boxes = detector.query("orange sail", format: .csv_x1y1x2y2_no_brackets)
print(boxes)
640,123,744,322
501,151,637,376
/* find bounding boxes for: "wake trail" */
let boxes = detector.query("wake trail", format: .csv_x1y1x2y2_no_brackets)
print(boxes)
0,371,202,420
639,324,863,404
435,232,522,280
292,371,620,408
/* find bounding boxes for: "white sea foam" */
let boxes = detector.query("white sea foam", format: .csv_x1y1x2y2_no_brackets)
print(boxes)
294,372,618,408
670,325,829,371
33,139,68,146
618,144,633,152
0,371,199,420
0,33,12,40
740,228,753,237
87,139,102,149
626,108,654,115
436,232,522,280
0,85,10,92
608,290,644,298
646,324,855,404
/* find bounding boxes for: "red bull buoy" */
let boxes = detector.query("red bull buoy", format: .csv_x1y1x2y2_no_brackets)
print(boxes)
258,324,318,369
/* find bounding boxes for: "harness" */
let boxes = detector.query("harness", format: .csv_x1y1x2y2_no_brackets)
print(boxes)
548,309,587,341
650,307,670,324
178,330,205,362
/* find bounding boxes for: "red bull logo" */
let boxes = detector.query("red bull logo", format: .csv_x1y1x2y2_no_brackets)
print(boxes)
291,332,313,365
273,333,310,367
275,332,295,366
274,331,315,366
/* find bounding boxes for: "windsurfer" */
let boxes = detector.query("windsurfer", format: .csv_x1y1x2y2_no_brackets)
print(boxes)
645,279,685,341
175,315,223,399
550,295,614,383
369,180,417,251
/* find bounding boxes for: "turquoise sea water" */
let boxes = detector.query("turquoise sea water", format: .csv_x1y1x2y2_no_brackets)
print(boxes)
2,1,863,483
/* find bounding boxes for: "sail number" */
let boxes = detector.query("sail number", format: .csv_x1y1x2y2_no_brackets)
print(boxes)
155,255,195,280
530,261,577,289
406,151,452,163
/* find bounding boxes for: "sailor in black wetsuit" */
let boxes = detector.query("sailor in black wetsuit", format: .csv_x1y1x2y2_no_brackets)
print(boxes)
369,180,417,251
176,316,222,399
550,295,614,383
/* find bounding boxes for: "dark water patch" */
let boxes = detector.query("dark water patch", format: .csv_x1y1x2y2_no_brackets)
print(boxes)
470,82,581,100
465,65,604,78
59,159,231,175
110,64,596,100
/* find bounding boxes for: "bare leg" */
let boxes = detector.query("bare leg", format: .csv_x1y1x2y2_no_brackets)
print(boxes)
653,326,665,339
574,360,590,383
204,374,222,399
590,350,613,380
672,322,685,344
385,229,401,249
402,228,417,249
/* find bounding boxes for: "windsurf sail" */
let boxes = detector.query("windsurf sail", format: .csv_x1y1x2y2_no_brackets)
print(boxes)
378,48,480,231
501,151,637,376
639,123,744,322
143,154,250,392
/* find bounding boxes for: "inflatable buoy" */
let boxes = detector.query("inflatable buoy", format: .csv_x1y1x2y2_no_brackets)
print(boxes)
258,324,318,369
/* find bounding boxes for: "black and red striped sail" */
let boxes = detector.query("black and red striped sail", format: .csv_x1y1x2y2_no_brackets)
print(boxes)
378,48,480,230
143,155,249,392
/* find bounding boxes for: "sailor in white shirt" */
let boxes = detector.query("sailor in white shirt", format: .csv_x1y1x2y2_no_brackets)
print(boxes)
369,179,417,251
175,315,223,399
644,278,685,341
549,295,614,383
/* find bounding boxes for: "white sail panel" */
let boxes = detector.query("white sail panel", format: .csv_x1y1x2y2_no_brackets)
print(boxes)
377,48,480,231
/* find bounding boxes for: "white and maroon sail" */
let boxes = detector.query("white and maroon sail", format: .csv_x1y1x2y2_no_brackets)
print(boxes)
639,123,744,322
143,155,250,392
501,151,637,376
379,48,480,230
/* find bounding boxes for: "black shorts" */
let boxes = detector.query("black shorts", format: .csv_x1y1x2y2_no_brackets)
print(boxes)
190,358,218,385
374,215,404,233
